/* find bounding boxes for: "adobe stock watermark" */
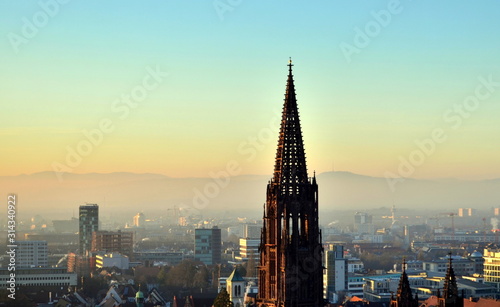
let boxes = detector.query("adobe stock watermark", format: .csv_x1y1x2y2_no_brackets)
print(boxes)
6,194,17,300
7,0,73,54
340,0,405,64
186,114,281,212
51,66,168,182
213,0,242,21
385,75,500,192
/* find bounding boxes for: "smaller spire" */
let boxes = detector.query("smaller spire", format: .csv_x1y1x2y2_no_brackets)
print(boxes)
288,57,293,75
443,252,459,300
395,257,418,306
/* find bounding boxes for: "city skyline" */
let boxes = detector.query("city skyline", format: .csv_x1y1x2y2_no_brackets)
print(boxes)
2,1,500,181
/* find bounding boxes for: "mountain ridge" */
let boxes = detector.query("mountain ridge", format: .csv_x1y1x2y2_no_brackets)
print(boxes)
3,171,500,220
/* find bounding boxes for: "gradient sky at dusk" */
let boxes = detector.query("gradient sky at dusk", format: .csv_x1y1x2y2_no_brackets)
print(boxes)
1,1,500,179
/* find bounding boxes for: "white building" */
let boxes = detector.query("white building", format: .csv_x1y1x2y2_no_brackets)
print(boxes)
323,245,347,303
96,253,130,270
423,256,475,275
347,258,365,273
0,267,76,288
347,275,365,298
484,245,500,290
237,238,259,261
363,277,399,302
16,240,48,268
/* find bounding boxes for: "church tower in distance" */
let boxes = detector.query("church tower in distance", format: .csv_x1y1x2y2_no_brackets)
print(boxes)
257,60,324,307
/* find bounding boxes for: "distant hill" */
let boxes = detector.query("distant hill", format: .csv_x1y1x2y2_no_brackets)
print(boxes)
2,171,500,220
317,171,500,209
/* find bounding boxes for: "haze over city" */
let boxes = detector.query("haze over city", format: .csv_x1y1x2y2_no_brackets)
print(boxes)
1,2,500,217
4,2,500,307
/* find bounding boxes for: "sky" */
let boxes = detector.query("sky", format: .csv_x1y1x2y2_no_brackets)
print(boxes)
1,1,500,180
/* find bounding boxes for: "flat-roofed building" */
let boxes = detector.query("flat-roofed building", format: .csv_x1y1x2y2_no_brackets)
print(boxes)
238,238,259,261
15,240,48,268
324,245,348,303
79,204,99,256
134,251,183,266
0,267,77,289
423,256,475,276
484,245,500,290
195,227,221,265
92,230,134,259
95,253,129,270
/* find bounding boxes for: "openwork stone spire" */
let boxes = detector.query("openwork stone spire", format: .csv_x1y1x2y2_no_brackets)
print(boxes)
258,60,323,307
273,58,309,192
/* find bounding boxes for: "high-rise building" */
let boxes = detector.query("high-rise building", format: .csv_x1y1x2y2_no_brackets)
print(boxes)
257,60,324,306
494,208,500,216
484,244,500,291
79,204,99,256
458,208,474,217
16,240,48,268
91,230,134,259
323,245,347,303
354,212,374,234
194,227,221,265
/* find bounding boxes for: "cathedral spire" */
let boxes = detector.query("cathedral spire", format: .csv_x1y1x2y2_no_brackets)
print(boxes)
438,253,463,307
443,253,459,299
391,258,418,307
273,59,309,189
258,60,323,307
397,258,413,301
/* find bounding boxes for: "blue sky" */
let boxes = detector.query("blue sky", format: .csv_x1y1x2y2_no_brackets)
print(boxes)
1,1,500,179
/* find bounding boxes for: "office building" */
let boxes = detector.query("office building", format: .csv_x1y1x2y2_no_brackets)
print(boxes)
239,238,259,261
16,240,48,268
324,245,348,303
194,227,221,265
92,230,134,259
79,204,99,256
